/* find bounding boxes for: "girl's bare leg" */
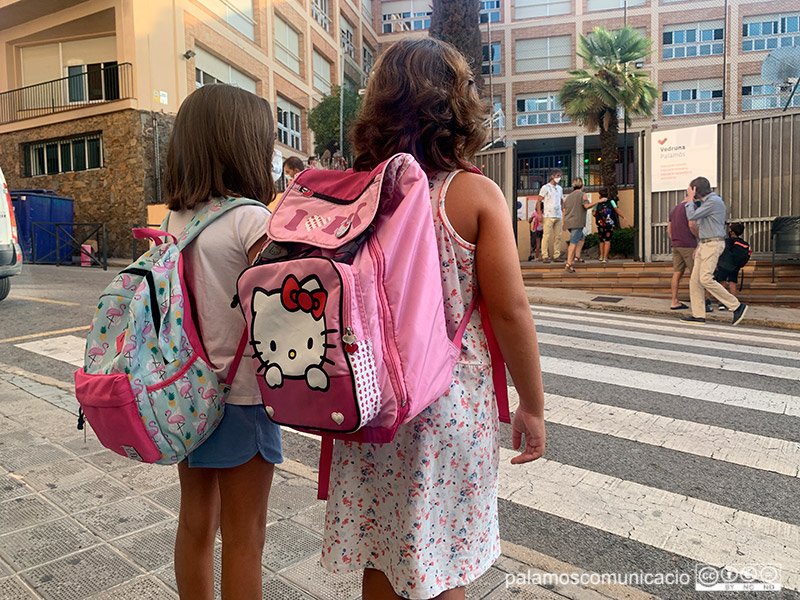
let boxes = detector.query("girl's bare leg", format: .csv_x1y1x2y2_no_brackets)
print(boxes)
175,463,220,600
217,455,275,599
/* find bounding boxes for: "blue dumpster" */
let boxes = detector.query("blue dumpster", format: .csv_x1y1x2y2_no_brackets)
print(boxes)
10,190,74,263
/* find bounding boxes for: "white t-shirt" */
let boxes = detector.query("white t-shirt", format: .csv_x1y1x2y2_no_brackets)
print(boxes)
167,201,269,405
540,183,564,219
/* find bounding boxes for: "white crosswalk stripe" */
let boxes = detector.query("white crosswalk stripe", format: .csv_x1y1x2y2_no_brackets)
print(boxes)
532,317,799,361
531,306,800,349
539,356,800,416
536,331,800,381
531,304,800,344
15,335,85,367
508,389,800,478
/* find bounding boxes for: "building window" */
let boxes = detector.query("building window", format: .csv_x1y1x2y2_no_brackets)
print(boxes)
516,36,571,72
480,0,500,23
65,62,120,103
313,51,332,95
516,94,570,126
742,75,800,110
742,14,800,51
363,45,375,75
362,0,373,22
277,98,302,151
661,80,723,116
312,0,331,32
514,0,570,20
482,42,501,75
663,22,724,60
194,47,257,93
275,16,301,74
23,133,103,177
197,0,255,40
341,16,355,58
382,1,431,33
586,0,644,11
19,36,118,110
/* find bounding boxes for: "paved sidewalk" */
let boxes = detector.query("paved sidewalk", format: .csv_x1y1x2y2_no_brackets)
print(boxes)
526,286,800,330
0,374,657,600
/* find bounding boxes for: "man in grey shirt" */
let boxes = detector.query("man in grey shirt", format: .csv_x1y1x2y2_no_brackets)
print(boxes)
682,176,748,326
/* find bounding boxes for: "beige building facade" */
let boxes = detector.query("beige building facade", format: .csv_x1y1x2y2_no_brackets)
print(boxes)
0,0,378,253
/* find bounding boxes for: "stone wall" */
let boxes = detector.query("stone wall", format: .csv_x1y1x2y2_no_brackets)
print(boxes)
0,108,175,258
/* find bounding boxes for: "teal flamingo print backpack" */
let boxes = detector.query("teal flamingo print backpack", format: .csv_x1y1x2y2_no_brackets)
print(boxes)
74,197,259,464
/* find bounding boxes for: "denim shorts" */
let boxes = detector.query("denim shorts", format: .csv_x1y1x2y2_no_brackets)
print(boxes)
568,228,585,245
187,404,283,468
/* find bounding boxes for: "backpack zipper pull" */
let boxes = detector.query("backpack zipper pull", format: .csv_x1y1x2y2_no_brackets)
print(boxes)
342,327,358,354
231,294,240,309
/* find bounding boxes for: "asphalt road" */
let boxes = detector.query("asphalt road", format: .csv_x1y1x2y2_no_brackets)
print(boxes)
2,264,799,600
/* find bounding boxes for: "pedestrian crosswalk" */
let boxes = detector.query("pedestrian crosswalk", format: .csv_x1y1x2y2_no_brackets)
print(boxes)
12,305,800,596
523,304,800,594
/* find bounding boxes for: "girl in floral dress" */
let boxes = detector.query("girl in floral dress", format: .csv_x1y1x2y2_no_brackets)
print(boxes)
321,39,547,600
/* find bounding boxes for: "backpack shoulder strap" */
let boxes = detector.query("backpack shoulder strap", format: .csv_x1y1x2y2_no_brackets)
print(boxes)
452,292,511,425
177,197,267,251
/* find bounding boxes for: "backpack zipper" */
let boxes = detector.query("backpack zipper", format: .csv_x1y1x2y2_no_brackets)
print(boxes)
298,185,372,206
332,262,356,353
367,236,407,406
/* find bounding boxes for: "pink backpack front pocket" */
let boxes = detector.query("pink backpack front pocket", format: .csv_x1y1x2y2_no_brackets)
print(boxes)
237,256,381,433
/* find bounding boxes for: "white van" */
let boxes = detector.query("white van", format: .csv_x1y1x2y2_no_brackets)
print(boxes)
0,165,23,301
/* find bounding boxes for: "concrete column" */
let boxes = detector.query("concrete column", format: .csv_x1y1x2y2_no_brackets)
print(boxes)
642,128,653,262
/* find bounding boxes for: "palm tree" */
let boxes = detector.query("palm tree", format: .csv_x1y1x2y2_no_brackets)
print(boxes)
559,26,657,200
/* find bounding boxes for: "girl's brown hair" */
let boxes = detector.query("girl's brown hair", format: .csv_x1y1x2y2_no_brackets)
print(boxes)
351,38,488,172
163,84,276,210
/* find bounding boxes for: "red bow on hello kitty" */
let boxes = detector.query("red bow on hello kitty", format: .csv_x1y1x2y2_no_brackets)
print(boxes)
281,275,326,319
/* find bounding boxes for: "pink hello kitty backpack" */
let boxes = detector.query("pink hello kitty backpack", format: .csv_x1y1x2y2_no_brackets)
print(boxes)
235,154,510,498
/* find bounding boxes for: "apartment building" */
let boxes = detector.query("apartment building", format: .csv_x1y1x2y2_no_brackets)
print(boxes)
0,0,377,253
377,0,800,193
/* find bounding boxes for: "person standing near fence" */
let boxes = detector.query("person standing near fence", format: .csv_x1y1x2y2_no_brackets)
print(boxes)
667,195,696,310
527,198,543,261
540,169,564,263
681,177,748,326
562,177,599,272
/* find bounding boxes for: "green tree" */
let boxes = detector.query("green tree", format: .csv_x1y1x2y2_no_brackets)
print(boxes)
308,86,362,158
558,26,657,199
429,0,483,93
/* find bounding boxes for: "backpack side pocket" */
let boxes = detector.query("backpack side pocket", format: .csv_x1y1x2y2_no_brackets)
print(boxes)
75,369,162,463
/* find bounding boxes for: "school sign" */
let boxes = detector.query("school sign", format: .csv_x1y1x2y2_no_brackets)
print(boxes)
650,124,718,192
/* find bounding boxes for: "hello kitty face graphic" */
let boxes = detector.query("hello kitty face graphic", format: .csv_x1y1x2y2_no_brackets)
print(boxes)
251,274,336,391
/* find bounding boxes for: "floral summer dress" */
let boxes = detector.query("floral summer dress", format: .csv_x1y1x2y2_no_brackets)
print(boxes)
321,169,502,599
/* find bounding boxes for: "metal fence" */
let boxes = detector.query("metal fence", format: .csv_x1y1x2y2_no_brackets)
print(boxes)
475,146,516,226
0,63,133,125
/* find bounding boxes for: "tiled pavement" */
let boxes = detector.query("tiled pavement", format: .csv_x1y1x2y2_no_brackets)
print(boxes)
0,374,648,600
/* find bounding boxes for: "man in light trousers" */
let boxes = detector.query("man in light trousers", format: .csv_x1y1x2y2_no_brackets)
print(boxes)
540,169,564,262
681,176,748,326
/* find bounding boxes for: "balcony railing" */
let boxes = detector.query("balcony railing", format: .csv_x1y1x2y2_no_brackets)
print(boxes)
0,62,133,125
